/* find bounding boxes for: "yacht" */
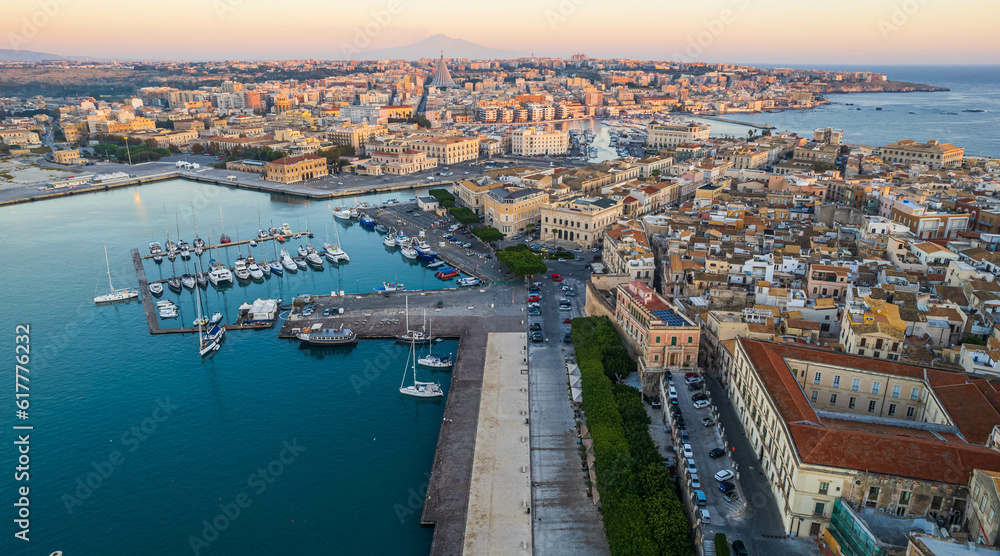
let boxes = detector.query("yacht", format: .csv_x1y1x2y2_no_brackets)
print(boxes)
209,312,223,326
148,282,164,296
333,208,352,220
324,246,349,263
181,273,197,290
349,208,360,218
306,252,324,268
294,257,308,270
280,249,298,272
260,262,271,277
280,223,292,235
296,325,358,346
269,261,284,276
166,277,183,293
233,257,251,282
247,257,264,280
208,260,234,286
399,339,443,398
159,306,179,319
93,246,139,304
297,245,308,257
200,324,225,357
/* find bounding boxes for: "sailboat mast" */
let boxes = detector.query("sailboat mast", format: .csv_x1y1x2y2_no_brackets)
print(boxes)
405,295,409,332
164,204,170,242
192,202,199,236
104,245,114,290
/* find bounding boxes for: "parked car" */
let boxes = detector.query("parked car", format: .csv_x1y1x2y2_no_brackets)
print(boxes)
709,448,725,459
699,509,711,523
719,481,736,494
528,308,541,316
668,387,678,399
714,469,735,482
530,323,542,332
563,333,573,344
702,417,715,427
687,459,697,474
694,490,707,506
692,393,709,402
562,318,571,324
528,295,540,302
682,444,693,458
690,474,701,489
531,333,544,343
551,273,563,282
693,400,710,409
732,540,748,556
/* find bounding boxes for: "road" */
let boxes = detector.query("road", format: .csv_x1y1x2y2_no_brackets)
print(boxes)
528,258,610,555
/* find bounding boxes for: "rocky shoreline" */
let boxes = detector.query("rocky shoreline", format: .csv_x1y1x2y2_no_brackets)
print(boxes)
819,80,950,94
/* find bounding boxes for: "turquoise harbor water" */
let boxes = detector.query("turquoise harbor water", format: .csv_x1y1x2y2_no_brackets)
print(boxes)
0,180,459,555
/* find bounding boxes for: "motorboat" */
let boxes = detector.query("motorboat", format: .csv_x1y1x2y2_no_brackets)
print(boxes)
374,224,389,234
306,252,324,268
457,277,480,287
150,241,163,262
233,257,251,281
269,261,284,275
333,208,352,220
359,214,375,227
249,240,258,247
297,245,308,257
276,235,285,244
159,306,179,319
247,257,265,280
193,315,209,327
197,273,208,288
435,268,459,279
257,229,269,239
148,282,164,296
260,263,271,277
324,246,349,263
166,277,183,293
294,257,308,270
349,208,360,218
401,247,418,259
280,223,292,235
181,273,197,290
373,281,406,292
280,250,298,272
209,312,223,325
427,260,446,269
208,260,234,286
93,246,139,304
155,300,176,308
296,325,358,346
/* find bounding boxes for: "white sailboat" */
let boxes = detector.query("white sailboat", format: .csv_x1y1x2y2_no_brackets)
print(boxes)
399,338,443,398
94,245,139,303
196,268,223,357
418,320,453,369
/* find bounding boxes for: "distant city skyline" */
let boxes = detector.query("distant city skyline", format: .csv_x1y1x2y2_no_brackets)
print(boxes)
3,0,999,64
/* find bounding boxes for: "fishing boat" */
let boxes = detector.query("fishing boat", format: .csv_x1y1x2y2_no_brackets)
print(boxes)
374,224,389,234
418,321,453,369
93,246,139,304
294,257,308,270
399,338,443,398
401,246,418,259
296,325,358,346
414,243,438,260
280,249,298,272
383,234,397,247
208,259,234,286
181,273,197,290
373,281,406,292
359,214,375,227
166,277,183,293
427,260,446,269
435,268,460,279
333,207,352,220
148,282,164,296
456,277,480,287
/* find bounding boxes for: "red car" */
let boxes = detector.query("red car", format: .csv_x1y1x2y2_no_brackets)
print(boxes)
528,295,540,302
551,273,563,282
562,318,571,324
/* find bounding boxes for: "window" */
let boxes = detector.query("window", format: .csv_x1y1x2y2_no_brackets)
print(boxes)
858,349,865,356
810,391,818,402
819,482,829,495
892,385,901,398
899,491,911,505
814,372,822,385
814,502,826,516
872,382,881,395
868,486,880,501
671,337,677,346
833,375,841,388
688,336,693,343
656,337,661,343
852,378,860,391
868,400,877,413
911,387,920,401
830,394,838,405
931,496,943,511
888,403,896,416
906,406,915,418
849,397,857,409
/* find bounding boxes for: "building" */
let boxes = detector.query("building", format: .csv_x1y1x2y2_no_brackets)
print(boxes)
264,154,328,184
509,127,570,156
839,297,907,361
53,149,80,165
540,196,622,247
483,186,546,237
411,136,479,165
454,177,505,215
813,128,843,145
646,122,709,149
327,122,386,155
361,150,437,175
602,223,655,281
225,160,267,175
807,264,851,300
721,338,1000,539
891,199,971,240
881,139,964,169
428,54,458,88
614,280,699,394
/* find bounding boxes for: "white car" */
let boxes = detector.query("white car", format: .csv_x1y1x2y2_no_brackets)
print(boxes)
693,400,710,409
690,473,701,489
668,387,678,399
699,509,711,523
687,459,697,474
714,469,735,482
682,443,693,458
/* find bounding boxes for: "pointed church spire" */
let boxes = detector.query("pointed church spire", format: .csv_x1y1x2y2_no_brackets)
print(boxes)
429,52,457,88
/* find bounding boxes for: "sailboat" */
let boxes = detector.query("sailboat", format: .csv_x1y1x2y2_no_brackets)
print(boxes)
399,338,443,398
94,245,139,303
269,238,284,275
196,264,224,357
396,297,431,344
323,221,349,262
219,205,231,244
192,202,205,255
163,204,178,259
418,320,453,369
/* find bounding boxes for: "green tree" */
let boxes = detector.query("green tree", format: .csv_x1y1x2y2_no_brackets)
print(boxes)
449,206,480,224
961,335,987,346
496,244,547,276
650,169,661,177
715,533,730,556
470,226,504,242
813,161,834,172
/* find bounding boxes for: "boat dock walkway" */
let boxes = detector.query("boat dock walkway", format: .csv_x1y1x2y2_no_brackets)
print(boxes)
141,231,311,260
132,248,276,336
685,114,776,129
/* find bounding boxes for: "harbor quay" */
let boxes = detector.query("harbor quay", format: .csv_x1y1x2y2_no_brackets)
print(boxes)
278,285,532,554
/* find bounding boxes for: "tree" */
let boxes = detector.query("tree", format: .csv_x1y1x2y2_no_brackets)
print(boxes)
715,534,730,556
470,226,504,242
961,336,987,346
190,143,205,154
449,206,480,224
813,161,834,173
650,169,661,177
496,244,547,276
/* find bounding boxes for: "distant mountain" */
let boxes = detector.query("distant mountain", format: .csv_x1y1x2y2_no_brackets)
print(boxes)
0,49,102,62
348,34,529,61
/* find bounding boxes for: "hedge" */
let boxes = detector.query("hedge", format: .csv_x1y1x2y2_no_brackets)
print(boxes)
572,316,693,556
470,226,504,242
448,206,480,224
715,533,730,556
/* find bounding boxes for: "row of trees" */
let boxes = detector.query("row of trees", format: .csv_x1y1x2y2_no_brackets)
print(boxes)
470,226,504,242
448,206,480,224
572,316,691,556
496,244,547,276
428,188,456,208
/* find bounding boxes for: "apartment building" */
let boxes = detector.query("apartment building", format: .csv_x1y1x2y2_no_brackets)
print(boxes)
509,127,570,156
613,280,699,394
264,154,328,184
53,149,80,165
453,177,505,215
806,264,851,300
327,123,387,155
881,139,964,169
793,144,840,165
483,186,546,236
540,196,622,248
361,150,437,175
602,223,655,281
839,297,907,361
646,122,710,149
411,136,479,165
890,199,970,240
720,338,1000,539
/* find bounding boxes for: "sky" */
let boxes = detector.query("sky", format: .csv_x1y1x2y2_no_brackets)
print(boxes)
3,0,999,65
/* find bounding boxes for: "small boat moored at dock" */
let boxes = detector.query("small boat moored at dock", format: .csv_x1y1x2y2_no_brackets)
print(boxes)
373,281,406,292
148,282,164,296
296,325,358,346
456,277,480,287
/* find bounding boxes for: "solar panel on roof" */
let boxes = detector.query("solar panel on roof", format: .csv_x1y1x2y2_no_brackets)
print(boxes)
652,310,687,326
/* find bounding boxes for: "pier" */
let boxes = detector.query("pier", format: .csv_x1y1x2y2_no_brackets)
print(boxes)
141,231,311,260
683,114,776,129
